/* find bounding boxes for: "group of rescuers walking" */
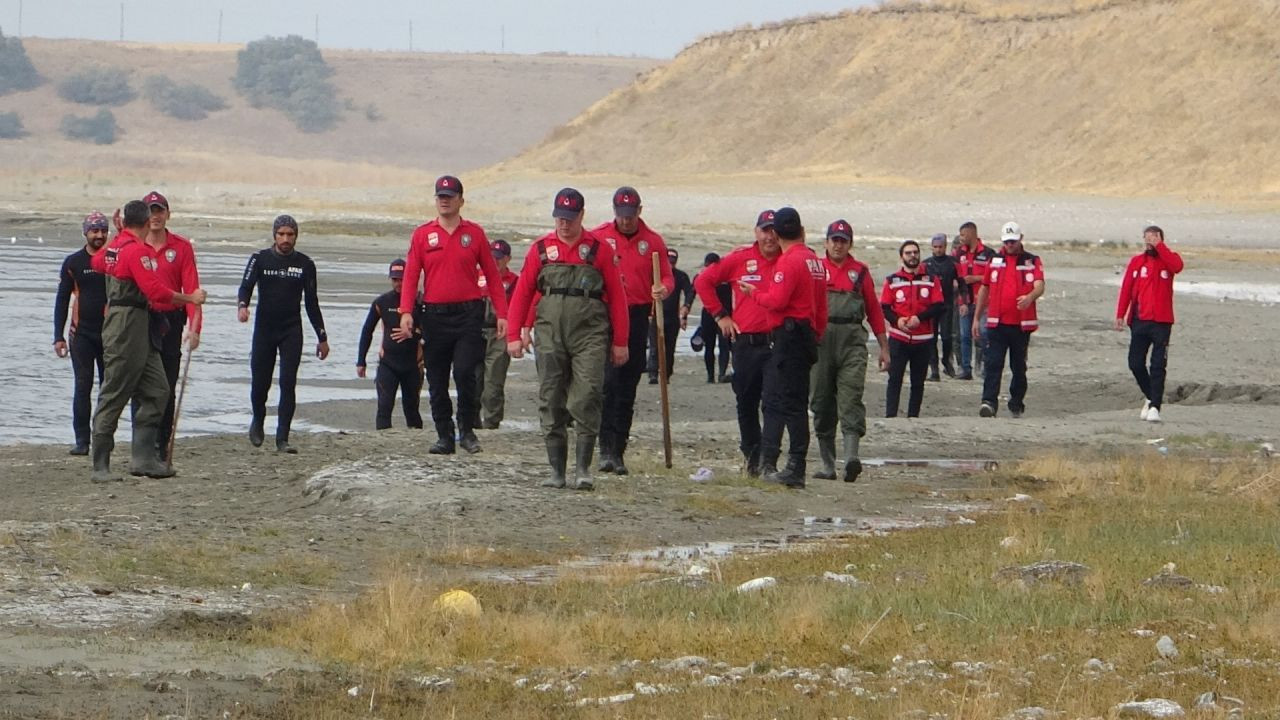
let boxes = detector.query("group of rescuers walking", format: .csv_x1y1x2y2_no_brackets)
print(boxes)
54,178,1184,489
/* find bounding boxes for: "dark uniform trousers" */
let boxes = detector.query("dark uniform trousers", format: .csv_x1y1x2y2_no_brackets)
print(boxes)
421,300,485,438
376,359,424,430
600,303,651,457
646,317,679,380
70,330,105,447
250,322,304,442
886,338,930,418
1128,320,1172,410
982,324,1031,413
760,319,816,473
730,333,772,468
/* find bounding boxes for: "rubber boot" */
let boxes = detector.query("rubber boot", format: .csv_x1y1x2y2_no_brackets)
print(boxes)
613,440,630,476
843,434,863,483
759,448,780,480
540,437,568,488
597,432,616,473
429,422,456,454
766,458,805,488
130,426,175,478
813,436,837,480
928,358,941,382
572,436,596,491
744,445,761,477
90,434,122,483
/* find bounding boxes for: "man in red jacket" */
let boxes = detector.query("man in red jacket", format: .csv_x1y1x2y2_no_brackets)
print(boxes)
398,175,509,455
1114,225,1184,423
880,240,945,418
973,222,1045,418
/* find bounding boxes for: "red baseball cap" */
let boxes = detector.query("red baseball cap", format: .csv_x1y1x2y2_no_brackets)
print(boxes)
756,209,775,229
142,190,169,210
435,175,463,197
826,219,852,241
612,186,641,217
553,188,585,219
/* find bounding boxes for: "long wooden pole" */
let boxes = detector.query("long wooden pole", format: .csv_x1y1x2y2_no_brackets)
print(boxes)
165,343,193,463
652,253,672,468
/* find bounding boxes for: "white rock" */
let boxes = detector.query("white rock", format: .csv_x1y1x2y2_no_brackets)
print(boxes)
1009,494,1033,502
1156,635,1180,659
832,667,854,684
513,678,528,688
736,576,777,593
956,516,977,525
1194,691,1217,710
1162,562,1177,574
1083,658,1113,673
702,674,723,686
1003,708,1057,720
574,693,635,707
1113,698,1185,717
663,655,708,671
686,563,710,577
240,582,252,592
1000,536,1020,549
1131,629,1156,638
822,571,868,588
634,682,658,695
533,682,555,692
346,685,360,697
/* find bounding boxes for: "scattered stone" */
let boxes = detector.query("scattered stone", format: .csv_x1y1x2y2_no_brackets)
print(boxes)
533,682,555,692
686,563,711,577
412,675,455,691
1113,698,1185,717
575,693,635,707
832,667,855,685
822,571,870,588
993,561,1092,587
346,685,360,697
1083,658,1113,673
1143,571,1195,589
1131,629,1156,638
955,516,977,525
143,679,178,693
1000,536,1021,549
736,576,777,593
1156,635,1180,660
663,655,708,672
1002,708,1059,720
702,674,723,686
513,678,528,688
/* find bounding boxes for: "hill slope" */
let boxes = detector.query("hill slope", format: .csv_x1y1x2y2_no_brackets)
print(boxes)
500,0,1280,203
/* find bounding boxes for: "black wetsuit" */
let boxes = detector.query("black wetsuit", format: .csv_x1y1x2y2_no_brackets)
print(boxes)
647,267,694,380
54,247,108,448
238,247,326,443
357,289,425,430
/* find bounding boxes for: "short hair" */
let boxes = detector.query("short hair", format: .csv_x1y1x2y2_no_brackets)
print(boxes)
899,240,920,257
958,221,977,233
1143,225,1164,240
121,200,150,230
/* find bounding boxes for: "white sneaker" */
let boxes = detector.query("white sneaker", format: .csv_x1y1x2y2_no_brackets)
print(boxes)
1140,400,1151,420
1146,407,1161,423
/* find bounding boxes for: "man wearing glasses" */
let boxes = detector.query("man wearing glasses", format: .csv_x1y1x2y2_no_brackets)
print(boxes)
972,222,1045,419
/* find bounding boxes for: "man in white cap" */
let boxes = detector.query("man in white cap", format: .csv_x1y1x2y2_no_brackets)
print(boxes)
972,222,1044,418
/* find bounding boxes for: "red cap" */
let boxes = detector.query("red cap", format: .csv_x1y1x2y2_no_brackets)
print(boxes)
435,175,463,197
826,219,852,241
553,188,585,219
143,191,169,210
756,210,775,229
612,186,641,217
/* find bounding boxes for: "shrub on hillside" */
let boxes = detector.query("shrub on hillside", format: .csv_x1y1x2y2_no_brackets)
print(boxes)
143,75,227,120
58,65,135,106
233,35,339,133
60,109,118,144
0,28,41,95
0,111,24,138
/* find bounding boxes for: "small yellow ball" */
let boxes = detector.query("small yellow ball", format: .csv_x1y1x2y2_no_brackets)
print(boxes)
433,589,482,618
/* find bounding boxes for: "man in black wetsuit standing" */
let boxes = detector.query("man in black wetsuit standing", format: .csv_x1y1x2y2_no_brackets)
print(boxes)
237,215,329,454
53,212,110,456
356,258,424,430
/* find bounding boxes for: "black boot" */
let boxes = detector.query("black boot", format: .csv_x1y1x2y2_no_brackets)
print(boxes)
429,422,456,455
928,358,941,382
744,445,761,477
573,436,596,491
130,426,175,478
813,436,837,480
613,440,629,476
766,459,806,489
541,437,568,488
70,441,89,456
458,431,481,454
248,416,265,447
843,434,863,483
90,434,122,483
597,432,617,473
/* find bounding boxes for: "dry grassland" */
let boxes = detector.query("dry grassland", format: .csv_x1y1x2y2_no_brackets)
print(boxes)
253,451,1280,718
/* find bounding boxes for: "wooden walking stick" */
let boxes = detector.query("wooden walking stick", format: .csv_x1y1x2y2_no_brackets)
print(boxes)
652,253,673,469
166,341,194,464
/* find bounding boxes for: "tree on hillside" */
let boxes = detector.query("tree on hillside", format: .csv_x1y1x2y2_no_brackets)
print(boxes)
0,28,41,95
61,109,118,145
0,111,24,138
143,75,227,120
233,35,340,133
59,66,135,106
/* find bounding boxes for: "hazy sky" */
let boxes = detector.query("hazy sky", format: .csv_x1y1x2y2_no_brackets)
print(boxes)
4,0,877,57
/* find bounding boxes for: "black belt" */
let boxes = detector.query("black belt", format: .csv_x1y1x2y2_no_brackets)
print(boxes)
828,316,859,325
422,299,482,314
109,299,147,309
546,288,604,300
779,317,811,332
738,332,771,346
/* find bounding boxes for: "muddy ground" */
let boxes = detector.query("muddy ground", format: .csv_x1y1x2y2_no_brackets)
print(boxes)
1,227,1278,716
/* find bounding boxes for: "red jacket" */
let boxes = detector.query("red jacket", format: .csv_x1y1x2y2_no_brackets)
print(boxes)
955,240,995,303
983,250,1044,332
149,230,203,332
1116,242,1183,324
105,234,180,306
880,267,944,344
591,219,674,307
751,242,828,340
505,230,630,347
692,242,779,334
400,218,508,318
822,254,886,337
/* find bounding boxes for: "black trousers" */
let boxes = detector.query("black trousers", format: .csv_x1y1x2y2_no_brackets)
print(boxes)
251,323,303,442
886,339,931,418
731,336,771,465
1128,320,1172,410
646,318,679,380
376,360,424,430
601,304,650,455
703,321,731,380
156,310,185,455
69,331,105,446
422,301,485,437
931,303,955,371
982,324,1031,412
760,321,815,472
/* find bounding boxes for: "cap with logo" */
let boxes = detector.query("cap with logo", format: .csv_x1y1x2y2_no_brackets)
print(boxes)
142,190,169,210
931,233,948,246
82,211,109,234
612,186,641,217
389,258,407,279
490,239,512,258
826,219,852,241
756,209,776,229
773,207,802,237
552,188,585,219
1001,222,1023,242
435,175,463,197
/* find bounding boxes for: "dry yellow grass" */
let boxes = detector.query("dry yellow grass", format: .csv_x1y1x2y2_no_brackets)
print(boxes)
504,0,1280,204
